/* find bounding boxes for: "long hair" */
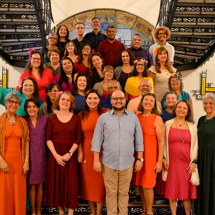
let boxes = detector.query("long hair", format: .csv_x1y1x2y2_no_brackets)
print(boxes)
155,47,174,73
19,77,39,98
25,51,44,78
58,57,75,89
89,52,105,77
72,74,90,96
116,49,135,66
132,57,148,77
137,93,161,115
77,44,91,64
80,89,105,121
172,99,194,123
56,24,70,42
64,41,78,56
45,82,60,113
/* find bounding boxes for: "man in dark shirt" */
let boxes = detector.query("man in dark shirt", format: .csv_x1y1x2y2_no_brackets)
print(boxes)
72,22,93,53
129,34,153,68
84,17,107,52
97,26,125,68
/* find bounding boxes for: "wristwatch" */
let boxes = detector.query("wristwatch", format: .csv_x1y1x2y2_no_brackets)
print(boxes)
68,151,73,156
137,158,144,162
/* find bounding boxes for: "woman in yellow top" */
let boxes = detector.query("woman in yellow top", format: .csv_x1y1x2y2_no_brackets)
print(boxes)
125,57,154,101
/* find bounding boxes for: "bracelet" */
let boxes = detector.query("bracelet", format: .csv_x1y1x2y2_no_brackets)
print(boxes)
24,158,29,162
192,159,197,164
163,156,166,160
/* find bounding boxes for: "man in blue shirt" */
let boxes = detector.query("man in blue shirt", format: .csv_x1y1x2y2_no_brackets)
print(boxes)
92,90,144,215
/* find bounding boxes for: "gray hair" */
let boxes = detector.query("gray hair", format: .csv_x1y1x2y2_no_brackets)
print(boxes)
202,93,215,104
48,32,58,40
4,92,21,105
107,80,121,89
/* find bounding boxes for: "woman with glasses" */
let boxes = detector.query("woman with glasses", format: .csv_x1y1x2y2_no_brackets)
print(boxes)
93,65,114,101
125,57,154,101
41,82,60,117
16,51,54,102
0,92,29,215
44,92,82,215
41,33,60,64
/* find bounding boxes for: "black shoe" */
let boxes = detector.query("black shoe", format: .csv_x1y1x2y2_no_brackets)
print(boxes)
135,195,141,203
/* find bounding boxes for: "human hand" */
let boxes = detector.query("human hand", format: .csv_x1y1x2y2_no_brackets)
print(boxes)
0,159,9,173
154,161,162,173
93,160,101,172
135,160,143,172
62,153,71,162
77,151,84,163
187,163,196,175
162,159,169,171
55,154,66,166
23,161,29,176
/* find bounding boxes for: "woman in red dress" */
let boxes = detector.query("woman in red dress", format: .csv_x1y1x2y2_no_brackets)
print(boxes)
44,92,82,215
132,93,164,215
78,89,108,215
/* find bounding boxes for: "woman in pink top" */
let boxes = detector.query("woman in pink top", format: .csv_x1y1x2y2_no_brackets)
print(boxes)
16,51,54,102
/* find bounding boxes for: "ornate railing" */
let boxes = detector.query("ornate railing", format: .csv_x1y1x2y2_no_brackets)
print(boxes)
33,0,54,46
156,0,178,28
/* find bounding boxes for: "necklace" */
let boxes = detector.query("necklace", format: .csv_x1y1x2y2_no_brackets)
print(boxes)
6,115,16,127
176,123,188,143
204,115,215,122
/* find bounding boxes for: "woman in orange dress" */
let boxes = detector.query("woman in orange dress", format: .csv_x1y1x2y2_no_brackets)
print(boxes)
132,93,165,215
0,92,29,215
78,89,109,215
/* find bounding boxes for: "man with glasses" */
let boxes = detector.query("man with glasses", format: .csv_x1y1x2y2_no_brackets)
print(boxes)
149,26,175,64
92,89,144,215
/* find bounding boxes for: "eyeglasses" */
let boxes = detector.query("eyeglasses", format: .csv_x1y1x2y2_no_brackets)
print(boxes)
111,97,125,101
171,80,179,83
60,98,71,102
31,58,41,61
136,64,145,67
203,102,214,105
158,33,166,35
8,100,20,105
108,86,119,90
49,37,57,40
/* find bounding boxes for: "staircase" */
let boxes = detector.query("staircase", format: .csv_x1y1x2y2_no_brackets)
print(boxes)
0,0,53,67
157,0,215,71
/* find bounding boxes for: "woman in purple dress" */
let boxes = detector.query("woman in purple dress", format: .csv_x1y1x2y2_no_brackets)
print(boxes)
24,97,48,215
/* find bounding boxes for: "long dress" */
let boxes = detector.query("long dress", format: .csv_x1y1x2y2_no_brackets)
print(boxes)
44,114,82,209
79,110,106,202
0,120,26,215
197,116,215,215
132,114,158,188
165,127,197,200
25,115,49,184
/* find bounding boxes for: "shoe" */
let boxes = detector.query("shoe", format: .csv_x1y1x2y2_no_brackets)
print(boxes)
136,195,141,203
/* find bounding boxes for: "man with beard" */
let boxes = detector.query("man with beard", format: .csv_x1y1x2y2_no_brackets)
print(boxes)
97,26,125,67
127,79,161,115
91,90,144,215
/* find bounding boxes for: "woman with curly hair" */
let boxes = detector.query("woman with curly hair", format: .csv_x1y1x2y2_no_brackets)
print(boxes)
148,47,176,102
115,49,135,91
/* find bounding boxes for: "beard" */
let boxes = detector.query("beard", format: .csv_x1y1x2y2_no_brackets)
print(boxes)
112,106,125,111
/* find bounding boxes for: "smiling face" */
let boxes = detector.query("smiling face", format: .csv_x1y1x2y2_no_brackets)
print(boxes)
166,93,178,108
91,18,101,31
111,90,126,111
59,93,72,111
157,50,168,62
142,95,155,112
62,59,73,74
48,35,57,45
132,35,142,50
170,77,181,91
59,25,67,38
82,45,91,56
175,101,188,118
86,92,100,111
77,76,87,91
66,42,75,53
107,28,116,41
121,51,130,64
139,79,152,95
47,85,59,101
5,98,20,114
75,23,85,36
22,79,35,98
26,101,39,117
50,51,60,63
203,98,215,115
104,69,114,81
30,53,41,68
92,55,102,68
157,29,167,43
136,61,145,73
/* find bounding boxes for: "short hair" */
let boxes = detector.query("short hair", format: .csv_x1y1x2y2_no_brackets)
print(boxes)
48,48,61,59
154,26,171,40
19,77,39,98
24,97,40,115
75,22,85,28
202,93,215,104
72,74,90,95
164,91,178,100
48,32,58,40
64,41,78,56
117,49,135,66
107,80,121,89
103,65,114,74
4,92,21,105
133,57,148,77
168,73,183,91
172,99,194,123
137,93,161,115
56,91,76,111
92,17,100,21
133,34,141,39
107,26,116,31
56,25,70,42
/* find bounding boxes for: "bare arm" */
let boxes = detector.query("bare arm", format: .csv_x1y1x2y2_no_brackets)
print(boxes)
93,152,102,172
189,95,194,119
125,91,129,101
0,154,9,173
77,143,84,163
61,143,79,162
134,151,143,172
23,140,29,175
148,70,155,80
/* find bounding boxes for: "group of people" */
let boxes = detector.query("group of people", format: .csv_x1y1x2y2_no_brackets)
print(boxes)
0,16,214,215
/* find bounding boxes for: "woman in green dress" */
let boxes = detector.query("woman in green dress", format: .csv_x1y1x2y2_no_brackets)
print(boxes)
197,93,215,215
